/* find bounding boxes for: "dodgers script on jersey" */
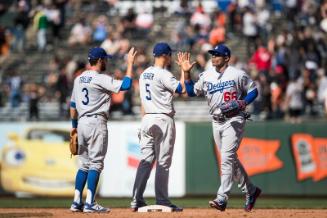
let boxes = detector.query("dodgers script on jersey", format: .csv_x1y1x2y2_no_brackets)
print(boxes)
71,70,122,119
193,66,256,115
139,66,179,116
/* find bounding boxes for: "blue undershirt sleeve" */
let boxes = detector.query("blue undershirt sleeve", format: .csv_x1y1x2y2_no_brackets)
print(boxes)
175,83,183,94
244,88,258,105
120,77,132,91
70,101,76,108
185,80,196,97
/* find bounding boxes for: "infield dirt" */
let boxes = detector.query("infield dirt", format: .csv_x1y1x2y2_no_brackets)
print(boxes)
0,208,326,218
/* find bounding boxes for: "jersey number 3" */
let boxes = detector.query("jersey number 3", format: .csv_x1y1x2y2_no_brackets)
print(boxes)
82,88,89,105
145,84,151,100
224,91,237,101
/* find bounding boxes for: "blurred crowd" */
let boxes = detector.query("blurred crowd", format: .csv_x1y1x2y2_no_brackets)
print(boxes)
0,0,326,122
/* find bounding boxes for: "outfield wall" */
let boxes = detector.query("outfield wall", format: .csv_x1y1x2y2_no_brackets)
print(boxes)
0,121,326,197
185,121,327,196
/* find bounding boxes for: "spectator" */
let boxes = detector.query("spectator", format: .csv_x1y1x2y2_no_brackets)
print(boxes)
28,83,39,121
174,0,192,17
68,18,92,46
209,23,226,46
7,72,23,108
13,1,29,52
321,0,327,32
256,4,270,43
242,7,258,56
45,4,62,43
121,8,137,37
285,0,299,23
135,9,154,35
249,43,271,75
317,69,327,109
301,67,317,115
270,80,283,118
285,75,303,123
190,3,211,34
0,26,10,58
92,15,108,43
226,2,239,34
33,6,48,51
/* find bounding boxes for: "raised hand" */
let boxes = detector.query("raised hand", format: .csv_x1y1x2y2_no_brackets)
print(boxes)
127,47,138,66
176,52,196,72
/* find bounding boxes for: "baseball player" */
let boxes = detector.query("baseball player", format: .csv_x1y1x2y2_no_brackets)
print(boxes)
69,47,137,213
181,44,261,212
130,42,185,212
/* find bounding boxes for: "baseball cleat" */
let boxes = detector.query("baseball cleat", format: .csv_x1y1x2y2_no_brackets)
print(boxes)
244,187,262,212
131,202,147,212
168,204,183,212
209,199,227,211
83,202,110,213
70,201,84,212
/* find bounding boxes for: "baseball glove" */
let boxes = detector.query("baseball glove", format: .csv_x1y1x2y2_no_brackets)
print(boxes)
219,100,246,118
70,130,78,156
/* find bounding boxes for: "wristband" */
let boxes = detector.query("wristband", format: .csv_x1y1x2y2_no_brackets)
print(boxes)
72,119,78,128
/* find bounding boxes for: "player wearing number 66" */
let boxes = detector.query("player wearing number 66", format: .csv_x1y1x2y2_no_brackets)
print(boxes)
130,42,186,212
180,44,261,212
69,47,137,213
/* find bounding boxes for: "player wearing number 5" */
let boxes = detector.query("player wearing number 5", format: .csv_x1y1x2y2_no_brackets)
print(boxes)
69,47,137,213
130,42,185,212
181,44,261,212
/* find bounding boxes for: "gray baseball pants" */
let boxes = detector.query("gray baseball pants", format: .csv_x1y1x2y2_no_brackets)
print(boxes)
212,115,256,201
131,114,176,207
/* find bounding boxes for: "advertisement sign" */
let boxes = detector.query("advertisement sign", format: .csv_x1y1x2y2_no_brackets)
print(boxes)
291,134,327,181
214,138,283,176
99,121,186,197
237,138,283,176
0,121,186,197
0,122,77,196
313,138,327,181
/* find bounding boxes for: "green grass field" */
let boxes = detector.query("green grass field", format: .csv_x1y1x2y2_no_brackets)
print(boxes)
0,197,326,209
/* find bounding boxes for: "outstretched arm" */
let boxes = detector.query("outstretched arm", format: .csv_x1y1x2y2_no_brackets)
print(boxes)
120,47,138,91
176,52,197,97
244,88,258,105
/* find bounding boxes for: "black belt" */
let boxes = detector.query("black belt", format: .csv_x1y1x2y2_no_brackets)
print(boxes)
146,113,173,118
86,114,98,118
85,114,107,119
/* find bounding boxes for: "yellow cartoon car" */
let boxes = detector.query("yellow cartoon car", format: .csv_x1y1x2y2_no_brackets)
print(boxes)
1,128,78,197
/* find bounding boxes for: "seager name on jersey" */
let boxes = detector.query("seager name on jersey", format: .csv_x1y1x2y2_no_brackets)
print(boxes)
143,73,154,80
207,80,236,94
80,76,93,84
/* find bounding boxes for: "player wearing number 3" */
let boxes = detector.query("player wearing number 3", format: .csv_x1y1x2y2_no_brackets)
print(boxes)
69,47,137,213
130,42,185,212
181,44,261,212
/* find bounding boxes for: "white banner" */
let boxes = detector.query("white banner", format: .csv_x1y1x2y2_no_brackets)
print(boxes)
99,121,185,197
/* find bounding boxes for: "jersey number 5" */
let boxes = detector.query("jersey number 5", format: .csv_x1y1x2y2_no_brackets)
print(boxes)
145,84,151,100
223,91,237,101
82,88,89,105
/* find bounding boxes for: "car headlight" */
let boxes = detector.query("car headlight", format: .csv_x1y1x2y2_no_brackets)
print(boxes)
3,148,26,166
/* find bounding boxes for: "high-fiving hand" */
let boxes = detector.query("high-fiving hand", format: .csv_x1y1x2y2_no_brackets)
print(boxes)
176,52,197,72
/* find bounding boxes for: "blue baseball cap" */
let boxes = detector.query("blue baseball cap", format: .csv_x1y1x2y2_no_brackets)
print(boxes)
88,47,113,60
208,44,231,57
153,42,173,57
